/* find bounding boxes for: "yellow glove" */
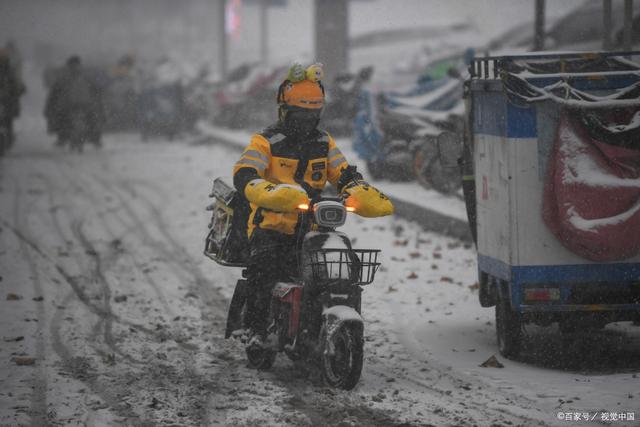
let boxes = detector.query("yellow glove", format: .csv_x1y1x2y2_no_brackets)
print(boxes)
244,179,309,212
344,182,394,217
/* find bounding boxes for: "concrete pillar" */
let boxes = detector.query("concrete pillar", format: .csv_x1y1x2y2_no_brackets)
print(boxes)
533,0,545,51
623,0,634,52
314,0,349,83
603,0,612,50
217,0,228,80
260,0,268,65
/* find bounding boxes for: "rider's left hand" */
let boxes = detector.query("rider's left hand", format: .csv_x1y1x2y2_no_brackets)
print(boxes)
343,181,394,217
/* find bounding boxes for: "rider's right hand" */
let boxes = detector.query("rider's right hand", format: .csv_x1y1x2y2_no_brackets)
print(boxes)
244,179,309,212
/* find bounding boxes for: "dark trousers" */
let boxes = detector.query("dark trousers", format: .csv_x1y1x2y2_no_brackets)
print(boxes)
1,116,14,147
245,229,298,335
56,107,102,145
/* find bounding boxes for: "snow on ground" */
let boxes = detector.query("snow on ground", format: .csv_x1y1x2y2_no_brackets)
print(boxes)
1,112,639,426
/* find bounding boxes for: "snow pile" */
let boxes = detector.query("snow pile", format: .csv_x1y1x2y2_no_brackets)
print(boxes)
567,202,640,233
560,124,640,189
608,110,640,133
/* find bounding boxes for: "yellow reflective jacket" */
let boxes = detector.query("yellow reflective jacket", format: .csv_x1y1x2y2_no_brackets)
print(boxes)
233,126,349,236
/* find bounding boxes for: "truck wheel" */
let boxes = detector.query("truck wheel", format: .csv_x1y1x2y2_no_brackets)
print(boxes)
495,282,523,359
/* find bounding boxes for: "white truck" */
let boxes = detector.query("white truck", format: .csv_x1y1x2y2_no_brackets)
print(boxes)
453,51,640,358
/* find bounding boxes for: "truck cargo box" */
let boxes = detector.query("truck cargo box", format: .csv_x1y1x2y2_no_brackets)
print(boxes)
467,51,640,357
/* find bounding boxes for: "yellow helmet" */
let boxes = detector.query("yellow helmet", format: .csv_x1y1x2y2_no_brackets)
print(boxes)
278,79,324,109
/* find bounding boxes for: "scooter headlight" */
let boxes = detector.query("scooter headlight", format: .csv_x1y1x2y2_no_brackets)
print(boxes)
313,201,347,228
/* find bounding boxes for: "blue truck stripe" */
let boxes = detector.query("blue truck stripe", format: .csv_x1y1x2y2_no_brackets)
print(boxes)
478,254,640,310
478,254,640,284
473,92,537,138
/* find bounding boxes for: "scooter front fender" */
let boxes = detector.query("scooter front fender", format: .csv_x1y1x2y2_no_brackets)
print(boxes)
322,305,364,338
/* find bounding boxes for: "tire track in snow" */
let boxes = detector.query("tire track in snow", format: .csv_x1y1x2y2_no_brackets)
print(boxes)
93,174,228,313
52,150,241,425
38,174,145,367
43,163,185,342
9,171,141,424
28,156,212,424
49,291,148,425
11,181,48,427
365,324,545,425
50,166,176,318
81,170,238,425
0,214,186,348
70,219,142,366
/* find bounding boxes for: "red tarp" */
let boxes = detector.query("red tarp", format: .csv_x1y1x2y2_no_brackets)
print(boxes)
543,110,640,261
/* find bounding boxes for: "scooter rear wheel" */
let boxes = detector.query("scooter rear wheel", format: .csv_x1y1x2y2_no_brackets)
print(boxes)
322,324,363,390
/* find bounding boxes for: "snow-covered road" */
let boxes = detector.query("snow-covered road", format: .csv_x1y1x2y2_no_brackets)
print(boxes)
1,121,639,426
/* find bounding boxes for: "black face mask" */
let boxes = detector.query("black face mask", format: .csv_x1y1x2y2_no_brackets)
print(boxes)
283,109,321,138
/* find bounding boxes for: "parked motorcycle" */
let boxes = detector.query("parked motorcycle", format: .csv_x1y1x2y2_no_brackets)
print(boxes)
322,66,374,137
352,54,469,192
212,63,285,129
414,130,464,195
354,89,454,182
138,83,185,140
205,177,382,390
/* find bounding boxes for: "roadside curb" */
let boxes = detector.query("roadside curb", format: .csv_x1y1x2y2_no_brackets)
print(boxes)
196,132,473,243
389,196,472,242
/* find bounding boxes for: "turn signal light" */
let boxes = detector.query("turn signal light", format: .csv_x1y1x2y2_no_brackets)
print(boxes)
346,206,356,212
297,203,310,211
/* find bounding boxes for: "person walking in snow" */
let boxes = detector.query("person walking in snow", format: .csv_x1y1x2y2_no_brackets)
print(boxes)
44,55,104,147
0,48,25,150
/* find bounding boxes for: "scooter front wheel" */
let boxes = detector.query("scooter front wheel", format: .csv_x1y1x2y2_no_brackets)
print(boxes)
322,324,363,390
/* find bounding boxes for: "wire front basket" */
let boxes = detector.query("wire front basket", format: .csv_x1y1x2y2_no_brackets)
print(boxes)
308,248,381,285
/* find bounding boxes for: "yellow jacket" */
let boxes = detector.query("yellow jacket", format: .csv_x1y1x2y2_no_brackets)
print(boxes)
233,126,349,236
